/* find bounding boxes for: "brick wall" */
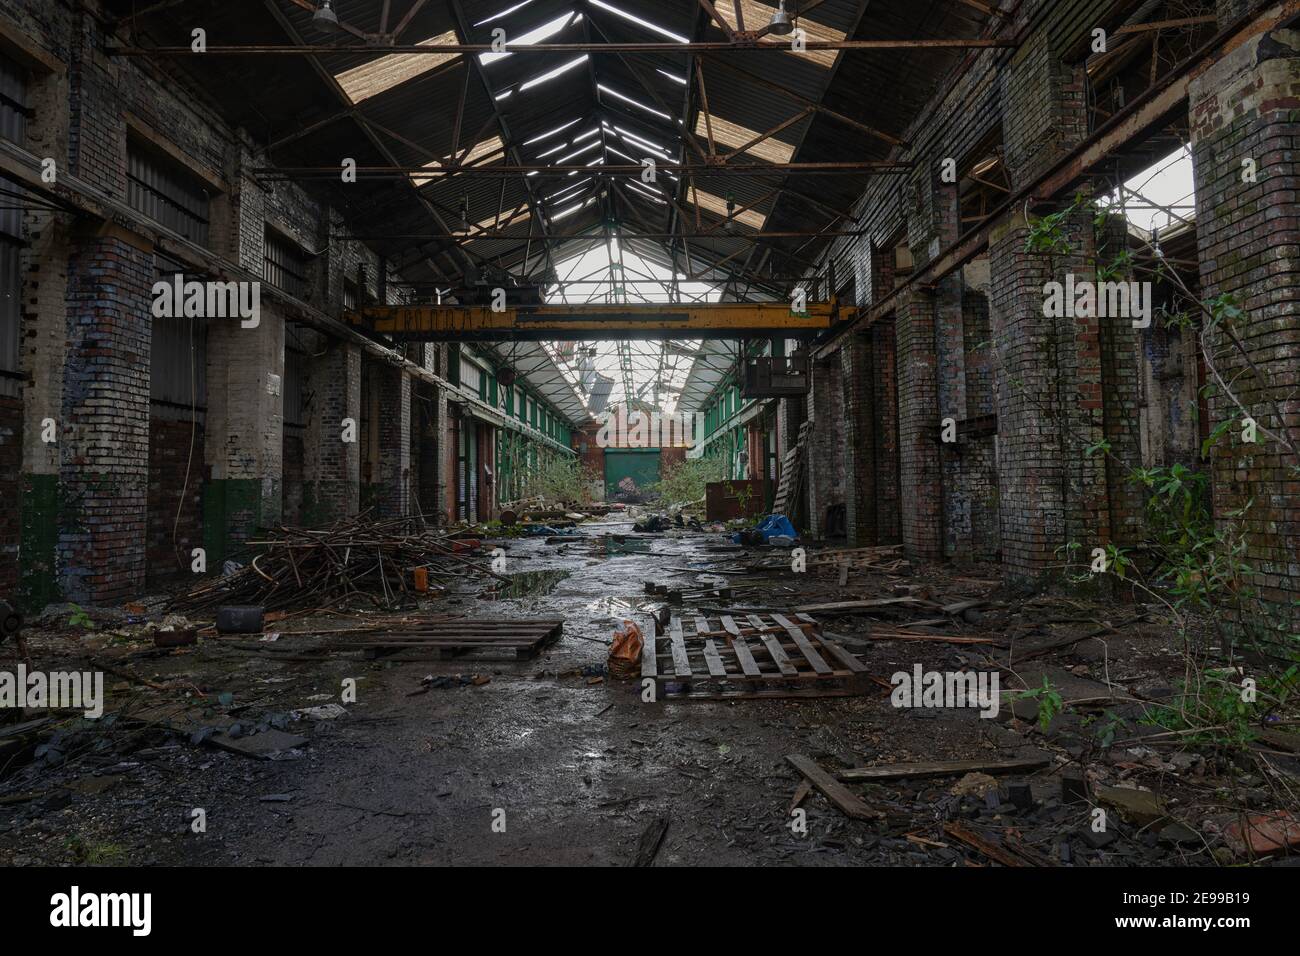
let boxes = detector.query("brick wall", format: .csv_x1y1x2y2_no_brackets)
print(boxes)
59,229,153,603
871,320,901,544
0,396,20,594
1191,28,1300,629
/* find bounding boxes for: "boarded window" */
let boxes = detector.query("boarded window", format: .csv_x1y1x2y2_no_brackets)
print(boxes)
150,315,207,412
459,357,482,395
264,227,309,299
128,138,211,245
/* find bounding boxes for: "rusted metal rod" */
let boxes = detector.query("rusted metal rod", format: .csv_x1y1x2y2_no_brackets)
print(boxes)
108,39,1016,56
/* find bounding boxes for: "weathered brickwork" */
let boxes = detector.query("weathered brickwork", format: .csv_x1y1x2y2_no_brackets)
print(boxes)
870,321,901,545
1191,28,1300,629
59,230,153,603
840,332,874,546
373,365,412,519
303,341,361,526
0,396,20,593
894,286,943,560
806,355,845,538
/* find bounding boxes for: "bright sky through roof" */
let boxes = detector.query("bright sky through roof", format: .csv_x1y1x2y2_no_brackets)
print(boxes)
480,12,582,67
1099,146,1195,236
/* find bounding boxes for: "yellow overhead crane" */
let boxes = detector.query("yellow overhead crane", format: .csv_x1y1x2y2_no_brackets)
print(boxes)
345,300,839,341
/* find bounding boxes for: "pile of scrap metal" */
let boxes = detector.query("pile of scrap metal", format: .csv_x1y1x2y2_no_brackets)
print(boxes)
167,516,506,614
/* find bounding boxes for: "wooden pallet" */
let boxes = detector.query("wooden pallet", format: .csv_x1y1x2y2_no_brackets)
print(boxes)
643,612,874,700
771,421,811,517
356,619,564,660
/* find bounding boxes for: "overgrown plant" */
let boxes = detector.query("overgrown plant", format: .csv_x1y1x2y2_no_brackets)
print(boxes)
1022,191,1300,752
650,455,727,505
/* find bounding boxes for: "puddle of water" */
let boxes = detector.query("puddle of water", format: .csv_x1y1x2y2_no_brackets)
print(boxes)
592,535,652,556
486,569,570,600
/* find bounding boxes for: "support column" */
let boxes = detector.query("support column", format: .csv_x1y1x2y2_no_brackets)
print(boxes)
303,340,361,525
988,27,1130,581
895,286,943,560
58,226,153,603
1191,24,1300,629
373,366,411,517
841,332,876,546
203,305,285,561
805,356,843,538
871,320,901,544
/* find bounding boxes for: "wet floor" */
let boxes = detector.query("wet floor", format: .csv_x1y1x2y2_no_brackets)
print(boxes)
0,515,1261,867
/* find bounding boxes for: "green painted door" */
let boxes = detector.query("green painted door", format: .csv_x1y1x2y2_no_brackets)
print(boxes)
605,449,660,502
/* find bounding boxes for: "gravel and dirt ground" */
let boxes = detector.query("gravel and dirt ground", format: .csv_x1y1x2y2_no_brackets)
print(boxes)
2,515,1298,866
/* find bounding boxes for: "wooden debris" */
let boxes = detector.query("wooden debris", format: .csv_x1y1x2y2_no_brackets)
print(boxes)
943,822,1037,867
632,815,670,867
785,754,882,821
643,613,875,700
836,754,1052,783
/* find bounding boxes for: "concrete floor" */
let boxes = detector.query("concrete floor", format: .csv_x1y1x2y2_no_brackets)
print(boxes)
0,516,1294,866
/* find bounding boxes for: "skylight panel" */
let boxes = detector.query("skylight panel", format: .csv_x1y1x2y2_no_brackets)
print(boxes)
519,55,590,92
717,1,843,69
656,68,687,85
335,30,460,104
480,12,583,67
587,0,690,43
555,140,602,164
613,125,674,158
693,114,795,164
598,84,671,120
411,135,506,185
523,118,582,146
690,185,766,230
546,178,592,201
474,0,538,27
462,208,532,237
552,197,596,222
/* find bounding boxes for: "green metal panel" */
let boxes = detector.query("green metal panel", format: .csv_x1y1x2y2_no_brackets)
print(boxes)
604,449,660,501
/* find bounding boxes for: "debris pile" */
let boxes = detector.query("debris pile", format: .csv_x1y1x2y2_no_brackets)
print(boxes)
168,516,505,614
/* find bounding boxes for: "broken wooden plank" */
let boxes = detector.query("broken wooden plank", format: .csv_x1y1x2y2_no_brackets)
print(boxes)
632,815,670,867
837,754,1051,783
702,639,727,677
817,638,868,674
785,753,882,821
772,613,831,674
943,822,1036,867
749,614,797,676
669,618,692,678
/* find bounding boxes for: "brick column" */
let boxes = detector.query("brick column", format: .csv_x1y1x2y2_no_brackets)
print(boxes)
871,320,901,544
58,227,153,604
841,332,876,546
895,286,943,560
1191,25,1300,629
988,27,1131,581
303,340,361,525
203,304,285,561
805,356,844,538
373,366,411,517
